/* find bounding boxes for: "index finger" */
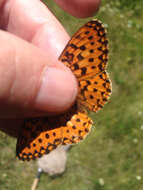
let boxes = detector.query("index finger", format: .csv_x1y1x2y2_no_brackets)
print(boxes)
0,0,78,117
54,0,101,18
1,0,69,58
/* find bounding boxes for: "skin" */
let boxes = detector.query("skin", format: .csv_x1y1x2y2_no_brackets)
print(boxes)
0,0,101,137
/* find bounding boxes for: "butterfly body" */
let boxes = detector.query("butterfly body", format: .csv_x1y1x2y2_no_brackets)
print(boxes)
16,20,112,161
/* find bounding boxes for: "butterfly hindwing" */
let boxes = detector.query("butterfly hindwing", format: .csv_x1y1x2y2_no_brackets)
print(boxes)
62,112,93,145
78,71,112,112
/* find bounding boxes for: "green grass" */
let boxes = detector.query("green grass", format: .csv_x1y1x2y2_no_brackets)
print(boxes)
1,0,143,189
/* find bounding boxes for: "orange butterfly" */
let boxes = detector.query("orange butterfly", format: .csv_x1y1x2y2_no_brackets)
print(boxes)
16,20,112,161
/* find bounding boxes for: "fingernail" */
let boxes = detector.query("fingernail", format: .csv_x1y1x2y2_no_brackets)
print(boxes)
35,66,78,113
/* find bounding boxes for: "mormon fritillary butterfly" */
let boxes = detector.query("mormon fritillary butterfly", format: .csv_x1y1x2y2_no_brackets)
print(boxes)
16,20,112,161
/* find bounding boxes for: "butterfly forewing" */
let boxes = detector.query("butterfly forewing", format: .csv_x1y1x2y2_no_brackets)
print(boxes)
16,118,62,161
59,20,109,80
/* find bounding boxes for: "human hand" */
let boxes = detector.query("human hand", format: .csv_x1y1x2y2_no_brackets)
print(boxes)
0,0,101,137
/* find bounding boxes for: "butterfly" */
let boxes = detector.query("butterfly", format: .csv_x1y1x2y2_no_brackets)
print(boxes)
16,20,112,161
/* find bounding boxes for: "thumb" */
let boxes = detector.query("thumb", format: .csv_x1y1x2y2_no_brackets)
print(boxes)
0,31,78,118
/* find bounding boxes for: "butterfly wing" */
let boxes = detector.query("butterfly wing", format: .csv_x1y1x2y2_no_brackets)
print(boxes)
59,20,108,79
62,112,93,145
16,105,92,161
78,71,111,112
16,118,62,161
59,20,112,112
